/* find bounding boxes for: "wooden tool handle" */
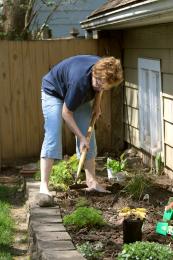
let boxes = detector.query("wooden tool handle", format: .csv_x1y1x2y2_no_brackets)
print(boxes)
76,114,97,181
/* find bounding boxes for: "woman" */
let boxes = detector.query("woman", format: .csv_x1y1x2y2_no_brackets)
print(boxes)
39,55,123,205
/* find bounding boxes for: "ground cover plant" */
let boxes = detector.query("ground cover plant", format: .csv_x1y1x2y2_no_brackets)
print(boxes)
63,206,105,229
77,241,103,259
117,241,173,259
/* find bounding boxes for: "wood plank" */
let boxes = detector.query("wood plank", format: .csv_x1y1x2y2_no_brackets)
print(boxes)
0,41,15,162
96,91,112,153
8,41,26,159
163,73,173,97
123,23,173,49
123,49,173,74
124,105,139,128
124,123,140,148
165,121,173,147
124,68,138,89
163,97,173,123
165,144,173,170
34,41,49,151
22,41,40,157
124,87,138,108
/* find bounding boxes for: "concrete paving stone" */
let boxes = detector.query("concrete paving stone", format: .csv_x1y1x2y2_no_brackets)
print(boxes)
36,231,71,241
32,223,65,232
30,215,62,223
26,182,40,189
42,250,85,260
30,207,60,215
37,240,75,252
31,204,60,209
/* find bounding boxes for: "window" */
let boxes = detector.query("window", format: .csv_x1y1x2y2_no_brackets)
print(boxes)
138,58,162,155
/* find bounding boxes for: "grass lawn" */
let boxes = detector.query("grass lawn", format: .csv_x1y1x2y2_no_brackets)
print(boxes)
0,185,15,259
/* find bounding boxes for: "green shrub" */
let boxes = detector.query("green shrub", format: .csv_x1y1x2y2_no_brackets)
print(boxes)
123,174,149,200
75,197,90,208
77,241,103,259
63,207,105,229
118,241,173,260
35,154,79,190
0,202,14,246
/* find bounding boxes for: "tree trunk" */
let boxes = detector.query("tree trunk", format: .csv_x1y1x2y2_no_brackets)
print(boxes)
2,0,26,35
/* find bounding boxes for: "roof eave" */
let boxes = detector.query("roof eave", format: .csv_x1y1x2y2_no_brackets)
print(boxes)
80,0,173,31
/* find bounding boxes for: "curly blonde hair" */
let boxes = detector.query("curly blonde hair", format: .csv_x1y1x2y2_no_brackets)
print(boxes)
92,56,123,85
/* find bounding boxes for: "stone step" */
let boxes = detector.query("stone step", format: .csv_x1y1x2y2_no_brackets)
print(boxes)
26,180,85,260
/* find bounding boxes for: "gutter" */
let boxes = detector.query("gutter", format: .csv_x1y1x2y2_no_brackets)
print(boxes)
80,0,173,30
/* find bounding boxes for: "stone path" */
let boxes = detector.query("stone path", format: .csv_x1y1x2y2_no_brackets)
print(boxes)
26,180,85,260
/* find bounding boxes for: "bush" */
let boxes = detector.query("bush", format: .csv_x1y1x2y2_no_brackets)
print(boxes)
35,154,79,191
118,241,173,260
0,202,14,246
77,241,103,259
63,207,105,229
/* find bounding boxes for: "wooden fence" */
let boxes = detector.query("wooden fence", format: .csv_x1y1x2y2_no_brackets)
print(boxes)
0,38,123,166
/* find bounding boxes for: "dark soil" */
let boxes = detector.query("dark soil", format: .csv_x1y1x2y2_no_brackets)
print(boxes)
56,163,173,259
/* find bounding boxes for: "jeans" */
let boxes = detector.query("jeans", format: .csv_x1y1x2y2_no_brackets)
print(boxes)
40,91,97,160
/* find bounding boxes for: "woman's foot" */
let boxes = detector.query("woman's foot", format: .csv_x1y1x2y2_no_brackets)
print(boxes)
39,183,52,196
38,193,54,207
86,180,110,193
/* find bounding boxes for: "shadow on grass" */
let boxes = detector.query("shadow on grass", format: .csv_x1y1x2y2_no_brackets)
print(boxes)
0,184,26,206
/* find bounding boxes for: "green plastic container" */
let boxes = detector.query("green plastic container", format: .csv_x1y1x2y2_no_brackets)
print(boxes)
156,222,168,236
163,209,173,221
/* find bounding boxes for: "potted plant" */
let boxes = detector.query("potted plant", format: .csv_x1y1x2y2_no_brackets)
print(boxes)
119,207,147,243
105,154,127,181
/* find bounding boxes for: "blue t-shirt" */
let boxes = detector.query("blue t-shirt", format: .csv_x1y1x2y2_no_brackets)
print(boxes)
42,55,100,111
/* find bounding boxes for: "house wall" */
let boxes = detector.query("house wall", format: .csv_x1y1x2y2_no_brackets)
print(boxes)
122,23,173,175
31,0,106,38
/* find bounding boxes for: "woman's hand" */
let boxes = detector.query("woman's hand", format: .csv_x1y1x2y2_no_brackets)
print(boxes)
79,136,89,153
165,202,173,211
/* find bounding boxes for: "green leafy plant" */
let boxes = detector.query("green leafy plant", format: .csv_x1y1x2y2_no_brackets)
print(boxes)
34,154,79,191
0,201,14,246
0,251,12,260
77,241,103,260
75,197,90,208
123,174,150,200
117,241,173,260
155,153,164,175
63,207,105,229
106,153,126,175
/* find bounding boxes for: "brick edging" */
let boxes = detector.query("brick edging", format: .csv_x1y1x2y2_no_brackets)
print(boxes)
26,180,85,260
